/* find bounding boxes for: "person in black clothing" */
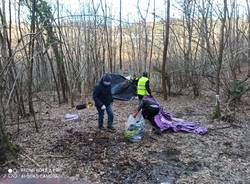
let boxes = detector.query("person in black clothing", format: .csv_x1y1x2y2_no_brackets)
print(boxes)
136,98,161,135
93,74,115,131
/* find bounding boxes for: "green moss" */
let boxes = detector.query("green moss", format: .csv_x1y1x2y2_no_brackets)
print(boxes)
4,136,18,152
0,135,18,164
0,156,6,164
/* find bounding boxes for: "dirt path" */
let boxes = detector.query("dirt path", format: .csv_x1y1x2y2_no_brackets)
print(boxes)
2,94,250,184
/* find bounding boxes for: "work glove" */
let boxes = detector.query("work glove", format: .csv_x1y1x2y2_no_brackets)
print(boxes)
101,105,106,110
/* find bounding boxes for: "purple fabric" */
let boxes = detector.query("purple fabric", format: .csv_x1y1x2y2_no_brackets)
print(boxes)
143,96,208,135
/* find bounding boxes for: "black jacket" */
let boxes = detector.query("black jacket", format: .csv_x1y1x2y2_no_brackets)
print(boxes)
93,79,113,108
145,80,152,95
138,99,160,120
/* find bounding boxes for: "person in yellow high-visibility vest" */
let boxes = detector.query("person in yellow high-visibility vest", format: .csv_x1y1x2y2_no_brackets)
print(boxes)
137,72,152,100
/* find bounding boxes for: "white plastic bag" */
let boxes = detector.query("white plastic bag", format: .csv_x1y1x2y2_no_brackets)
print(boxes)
125,113,145,142
64,113,79,121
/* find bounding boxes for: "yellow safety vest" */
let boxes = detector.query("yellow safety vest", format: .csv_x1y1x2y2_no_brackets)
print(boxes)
137,76,149,96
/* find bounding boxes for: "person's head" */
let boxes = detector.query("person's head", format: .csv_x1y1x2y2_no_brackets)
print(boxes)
142,71,148,77
101,74,112,86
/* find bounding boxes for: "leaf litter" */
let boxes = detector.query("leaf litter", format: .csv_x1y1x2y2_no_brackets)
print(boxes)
3,93,250,184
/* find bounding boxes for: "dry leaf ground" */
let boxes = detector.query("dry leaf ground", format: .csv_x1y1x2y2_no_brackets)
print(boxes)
1,92,250,184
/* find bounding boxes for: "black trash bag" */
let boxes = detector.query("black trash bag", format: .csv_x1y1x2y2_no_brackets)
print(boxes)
76,101,93,110
111,80,131,95
76,103,86,110
109,74,137,101
141,100,160,121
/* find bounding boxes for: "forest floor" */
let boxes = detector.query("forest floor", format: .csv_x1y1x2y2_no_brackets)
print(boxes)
1,92,250,184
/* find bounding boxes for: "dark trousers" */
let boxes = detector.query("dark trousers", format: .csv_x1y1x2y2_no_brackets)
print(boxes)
138,95,144,100
96,104,114,128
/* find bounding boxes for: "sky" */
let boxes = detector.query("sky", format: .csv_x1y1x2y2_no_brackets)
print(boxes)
0,0,248,24
47,0,248,23
55,0,165,15
47,0,181,22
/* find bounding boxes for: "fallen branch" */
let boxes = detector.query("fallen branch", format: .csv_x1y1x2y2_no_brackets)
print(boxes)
149,135,158,141
20,153,40,167
209,125,233,131
209,123,242,131
35,155,70,159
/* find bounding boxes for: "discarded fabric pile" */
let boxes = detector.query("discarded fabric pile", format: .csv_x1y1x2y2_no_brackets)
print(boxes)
143,96,208,135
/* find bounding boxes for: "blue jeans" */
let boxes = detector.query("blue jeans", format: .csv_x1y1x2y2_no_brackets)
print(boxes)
96,104,114,128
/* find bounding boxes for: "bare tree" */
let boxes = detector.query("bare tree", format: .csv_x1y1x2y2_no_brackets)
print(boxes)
162,0,170,99
0,0,18,164
213,0,228,118
119,0,122,70
247,0,250,76
148,0,156,77
137,0,150,72
27,0,36,114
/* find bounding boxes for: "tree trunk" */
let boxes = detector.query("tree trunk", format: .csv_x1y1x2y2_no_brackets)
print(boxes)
27,0,36,115
213,0,227,119
248,17,250,76
41,36,61,103
162,0,170,100
247,0,250,76
33,0,69,104
28,0,39,131
0,0,18,164
119,0,122,70
149,0,156,77
47,25,69,103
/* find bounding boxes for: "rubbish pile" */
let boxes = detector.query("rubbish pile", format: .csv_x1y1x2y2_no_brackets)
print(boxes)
142,96,208,135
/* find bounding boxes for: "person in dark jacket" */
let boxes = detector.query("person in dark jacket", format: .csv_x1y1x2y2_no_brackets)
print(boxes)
135,98,161,135
93,74,115,131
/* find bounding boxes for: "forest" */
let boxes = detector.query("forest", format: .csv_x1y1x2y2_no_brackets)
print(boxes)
0,0,249,183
